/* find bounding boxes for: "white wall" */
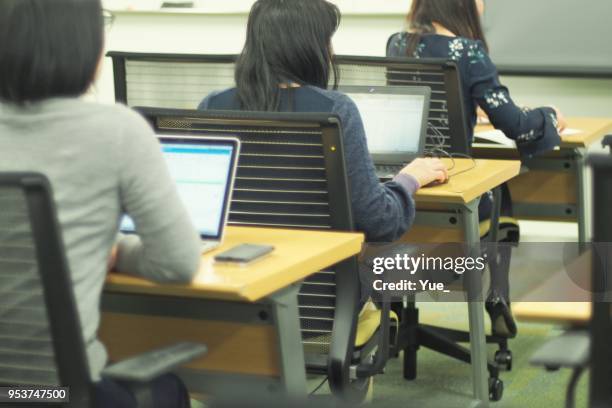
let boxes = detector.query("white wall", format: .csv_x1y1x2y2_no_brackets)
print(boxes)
96,8,612,118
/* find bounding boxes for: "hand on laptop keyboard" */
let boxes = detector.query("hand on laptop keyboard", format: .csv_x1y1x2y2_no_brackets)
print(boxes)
375,164,403,179
399,158,448,188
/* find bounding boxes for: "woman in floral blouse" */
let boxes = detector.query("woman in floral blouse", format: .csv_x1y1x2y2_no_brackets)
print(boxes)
387,0,568,338
387,0,566,156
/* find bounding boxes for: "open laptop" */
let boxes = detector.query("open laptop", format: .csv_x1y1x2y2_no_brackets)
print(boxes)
340,85,431,179
120,136,240,253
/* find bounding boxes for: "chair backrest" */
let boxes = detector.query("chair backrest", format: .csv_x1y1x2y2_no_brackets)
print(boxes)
108,52,470,154
589,155,612,408
334,55,470,154
108,52,236,109
602,135,612,154
136,108,362,384
0,173,90,407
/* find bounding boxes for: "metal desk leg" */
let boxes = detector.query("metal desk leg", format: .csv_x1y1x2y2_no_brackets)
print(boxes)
576,148,592,249
462,199,489,407
269,284,307,396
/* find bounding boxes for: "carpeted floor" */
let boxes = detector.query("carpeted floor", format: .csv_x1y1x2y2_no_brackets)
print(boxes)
370,310,588,408
354,221,587,407
300,302,588,408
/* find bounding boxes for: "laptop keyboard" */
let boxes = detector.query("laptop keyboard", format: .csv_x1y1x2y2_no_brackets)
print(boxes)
201,241,220,254
375,164,404,180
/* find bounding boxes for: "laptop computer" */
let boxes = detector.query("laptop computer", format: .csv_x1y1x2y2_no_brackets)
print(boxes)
340,85,431,179
120,135,240,253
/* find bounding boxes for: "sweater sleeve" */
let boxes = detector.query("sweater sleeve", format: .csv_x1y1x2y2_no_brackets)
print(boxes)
333,95,419,242
466,40,561,157
114,110,202,283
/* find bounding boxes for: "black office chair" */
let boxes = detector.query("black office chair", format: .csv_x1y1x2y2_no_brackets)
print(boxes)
0,172,206,408
209,395,344,408
107,52,237,108
106,51,514,400
137,108,393,403
528,155,612,408
335,55,471,155
334,56,516,400
589,154,612,408
602,135,612,154
107,50,519,280
530,331,589,408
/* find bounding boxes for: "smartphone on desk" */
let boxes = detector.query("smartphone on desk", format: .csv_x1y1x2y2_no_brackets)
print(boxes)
214,244,275,265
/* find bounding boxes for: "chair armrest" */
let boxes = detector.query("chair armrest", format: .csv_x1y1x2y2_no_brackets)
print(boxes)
102,342,207,383
355,243,426,378
530,331,589,370
356,300,390,379
603,135,612,152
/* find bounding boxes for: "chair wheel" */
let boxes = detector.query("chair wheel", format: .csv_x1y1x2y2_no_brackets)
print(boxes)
495,349,513,371
342,376,373,405
489,377,504,402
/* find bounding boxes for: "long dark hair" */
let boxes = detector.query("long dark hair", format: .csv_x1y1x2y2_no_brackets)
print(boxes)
405,0,488,56
0,0,104,104
235,0,341,111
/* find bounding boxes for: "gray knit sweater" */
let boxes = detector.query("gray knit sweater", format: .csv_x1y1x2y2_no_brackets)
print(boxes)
0,98,201,380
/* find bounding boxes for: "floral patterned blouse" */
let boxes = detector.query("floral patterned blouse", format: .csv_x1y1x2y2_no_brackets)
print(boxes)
387,32,561,158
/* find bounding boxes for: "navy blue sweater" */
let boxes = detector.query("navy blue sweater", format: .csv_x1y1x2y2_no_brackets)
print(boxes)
387,33,561,158
198,86,419,242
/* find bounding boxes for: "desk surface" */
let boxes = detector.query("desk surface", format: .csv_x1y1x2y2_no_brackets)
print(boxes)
414,158,520,205
514,251,591,325
476,117,612,149
513,302,590,325
105,226,364,302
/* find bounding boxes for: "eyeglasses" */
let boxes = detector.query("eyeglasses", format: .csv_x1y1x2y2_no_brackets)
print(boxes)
103,9,115,30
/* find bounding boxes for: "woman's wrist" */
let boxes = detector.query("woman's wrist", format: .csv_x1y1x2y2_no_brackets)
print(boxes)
393,172,420,195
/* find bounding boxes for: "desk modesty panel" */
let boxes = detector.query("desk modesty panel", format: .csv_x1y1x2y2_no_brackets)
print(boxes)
101,226,364,387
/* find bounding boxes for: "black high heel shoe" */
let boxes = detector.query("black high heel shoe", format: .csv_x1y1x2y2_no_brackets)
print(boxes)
486,294,518,339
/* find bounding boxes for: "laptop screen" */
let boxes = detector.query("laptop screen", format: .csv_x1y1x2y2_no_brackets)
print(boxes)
342,86,430,162
120,137,238,240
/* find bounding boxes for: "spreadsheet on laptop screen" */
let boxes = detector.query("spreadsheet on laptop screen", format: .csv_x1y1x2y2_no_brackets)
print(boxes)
120,142,234,239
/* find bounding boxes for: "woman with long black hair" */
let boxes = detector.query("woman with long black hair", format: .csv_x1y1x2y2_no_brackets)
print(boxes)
199,0,448,243
387,0,568,338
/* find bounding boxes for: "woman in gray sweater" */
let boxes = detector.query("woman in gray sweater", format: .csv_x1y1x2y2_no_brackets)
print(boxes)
0,0,201,406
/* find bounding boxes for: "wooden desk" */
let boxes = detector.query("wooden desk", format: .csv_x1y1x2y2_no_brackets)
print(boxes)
514,250,591,325
414,158,521,205
406,159,521,243
514,302,590,326
105,226,363,302
475,117,612,150
473,117,612,245
100,226,364,397
404,158,520,406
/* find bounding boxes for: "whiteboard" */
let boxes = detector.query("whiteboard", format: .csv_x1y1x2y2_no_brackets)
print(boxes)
483,0,612,76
